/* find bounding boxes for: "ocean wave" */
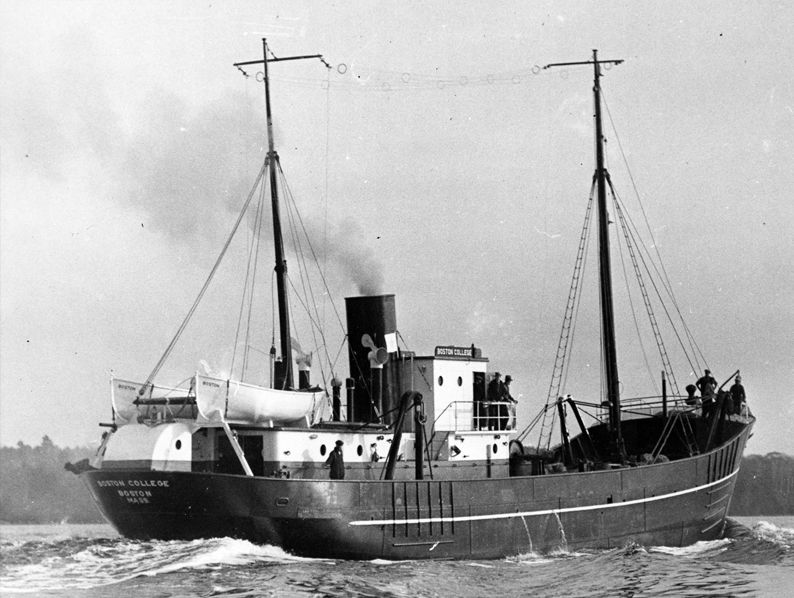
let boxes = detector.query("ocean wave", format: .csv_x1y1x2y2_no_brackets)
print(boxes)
510,548,590,565
511,552,555,565
751,520,794,548
649,538,733,557
3,521,792,594
0,535,330,593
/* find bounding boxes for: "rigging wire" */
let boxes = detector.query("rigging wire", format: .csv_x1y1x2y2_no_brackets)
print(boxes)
611,190,700,383
603,135,667,394
278,164,339,388
611,187,680,394
541,215,593,449
619,192,709,374
277,163,348,336
602,92,708,373
322,62,331,343
140,162,269,391
613,190,661,395
561,231,593,398
241,176,269,380
282,206,329,387
529,181,596,449
230,167,266,380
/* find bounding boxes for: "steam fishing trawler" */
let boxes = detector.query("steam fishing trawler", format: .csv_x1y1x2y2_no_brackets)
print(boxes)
76,43,755,559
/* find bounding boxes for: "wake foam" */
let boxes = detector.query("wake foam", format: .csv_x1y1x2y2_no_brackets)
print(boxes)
649,538,733,557
751,520,794,548
511,548,588,565
0,535,332,593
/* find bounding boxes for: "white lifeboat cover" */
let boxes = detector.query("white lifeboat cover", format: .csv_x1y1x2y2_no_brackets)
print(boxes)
194,374,326,425
110,378,189,426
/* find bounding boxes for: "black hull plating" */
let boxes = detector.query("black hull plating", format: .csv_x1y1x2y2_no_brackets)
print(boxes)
83,424,751,560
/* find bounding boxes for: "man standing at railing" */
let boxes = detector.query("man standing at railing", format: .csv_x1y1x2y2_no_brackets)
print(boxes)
730,375,746,415
697,369,718,418
473,372,487,430
499,375,517,430
487,373,501,430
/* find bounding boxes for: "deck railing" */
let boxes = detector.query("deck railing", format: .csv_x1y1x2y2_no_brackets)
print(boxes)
432,400,517,432
574,393,750,422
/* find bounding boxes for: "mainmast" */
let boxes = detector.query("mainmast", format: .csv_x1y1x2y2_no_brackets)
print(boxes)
591,50,622,457
234,40,327,390
544,50,625,459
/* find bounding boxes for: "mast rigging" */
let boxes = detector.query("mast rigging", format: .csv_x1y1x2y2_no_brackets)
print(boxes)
233,39,329,389
544,50,625,459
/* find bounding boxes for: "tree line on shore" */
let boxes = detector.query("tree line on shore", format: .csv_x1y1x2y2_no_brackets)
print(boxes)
0,436,100,523
1,437,792,523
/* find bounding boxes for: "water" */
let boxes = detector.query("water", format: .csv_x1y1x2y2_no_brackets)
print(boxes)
1,518,792,597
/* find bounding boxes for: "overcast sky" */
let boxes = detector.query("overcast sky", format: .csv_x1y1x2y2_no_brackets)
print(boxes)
1,1,792,455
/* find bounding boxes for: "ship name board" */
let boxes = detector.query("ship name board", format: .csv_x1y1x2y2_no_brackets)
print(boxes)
434,345,474,359
97,478,170,505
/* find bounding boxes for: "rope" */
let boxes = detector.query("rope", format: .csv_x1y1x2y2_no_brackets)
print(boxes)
277,162,348,336
602,93,708,373
278,164,339,389
613,190,702,376
322,64,331,335
140,161,268,392
533,181,596,449
612,188,698,382
239,173,268,379
612,190,680,394
612,202,659,393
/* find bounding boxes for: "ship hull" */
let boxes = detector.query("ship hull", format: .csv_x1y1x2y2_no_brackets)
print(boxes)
82,421,751,559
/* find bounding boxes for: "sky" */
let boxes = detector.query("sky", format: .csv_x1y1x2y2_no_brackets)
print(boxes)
1,1,792,456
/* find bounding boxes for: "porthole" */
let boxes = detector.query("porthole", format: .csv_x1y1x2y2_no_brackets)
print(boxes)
320,444,327,456
175,439,182,450
438,376,444,386
357,445,364,456
457,376,463,386
492,443,498,454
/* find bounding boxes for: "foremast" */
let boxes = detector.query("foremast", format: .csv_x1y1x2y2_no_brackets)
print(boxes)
545,50,625,459
233,40,328,390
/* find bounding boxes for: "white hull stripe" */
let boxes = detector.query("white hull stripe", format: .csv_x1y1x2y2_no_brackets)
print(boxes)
348,469,738,527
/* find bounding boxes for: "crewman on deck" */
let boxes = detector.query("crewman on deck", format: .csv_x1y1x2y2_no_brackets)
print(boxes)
499,375,517,430
487,373,501,430
696,369,717,398
697,369,718,417
326,440,345,480
730,375,746,415
473,372,486,430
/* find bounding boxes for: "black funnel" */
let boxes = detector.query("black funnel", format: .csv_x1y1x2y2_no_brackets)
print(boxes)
345,294,397,423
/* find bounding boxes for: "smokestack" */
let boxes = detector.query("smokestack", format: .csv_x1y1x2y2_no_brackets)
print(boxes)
345,294,397,423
